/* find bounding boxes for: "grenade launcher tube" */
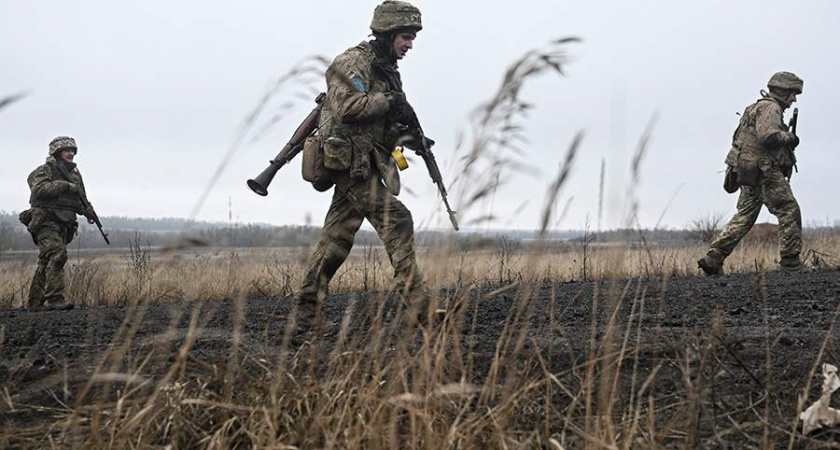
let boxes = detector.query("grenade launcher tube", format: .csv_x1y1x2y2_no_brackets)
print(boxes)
247,92,326,196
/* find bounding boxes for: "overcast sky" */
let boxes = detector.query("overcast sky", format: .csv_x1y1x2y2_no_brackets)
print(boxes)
2,0,838,231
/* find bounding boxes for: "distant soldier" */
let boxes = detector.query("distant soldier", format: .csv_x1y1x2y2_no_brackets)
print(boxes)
293,1,436,335
698,72,804,275
21,136,95,310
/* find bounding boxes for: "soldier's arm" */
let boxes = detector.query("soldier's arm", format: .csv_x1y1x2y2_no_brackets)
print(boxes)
28,167,75,200
756,102,796,148
326,54,390,123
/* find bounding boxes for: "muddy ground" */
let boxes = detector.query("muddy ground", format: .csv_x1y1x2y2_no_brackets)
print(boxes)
2,268,840,448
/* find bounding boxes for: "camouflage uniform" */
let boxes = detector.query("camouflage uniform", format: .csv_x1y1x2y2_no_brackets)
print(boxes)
295,1,431,331
24,136,90,309
700,73,804,274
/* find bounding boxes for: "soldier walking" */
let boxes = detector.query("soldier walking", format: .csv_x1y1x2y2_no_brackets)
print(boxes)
698,72,804,275
21,136,96,310
293,1,436,335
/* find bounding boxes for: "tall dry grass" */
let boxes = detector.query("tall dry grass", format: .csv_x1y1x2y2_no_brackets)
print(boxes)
2,235,839,308
4,236,838,448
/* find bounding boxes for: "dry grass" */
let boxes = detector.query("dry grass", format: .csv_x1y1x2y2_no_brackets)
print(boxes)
2,234,838,308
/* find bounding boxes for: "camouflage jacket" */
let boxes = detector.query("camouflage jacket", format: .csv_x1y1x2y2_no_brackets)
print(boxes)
725,95,797,169
319,41,403,188
27,156,88,223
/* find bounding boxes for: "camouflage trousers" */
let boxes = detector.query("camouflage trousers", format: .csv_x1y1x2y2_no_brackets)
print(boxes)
28,221,74,308
296,172,429,328
709,167,802,262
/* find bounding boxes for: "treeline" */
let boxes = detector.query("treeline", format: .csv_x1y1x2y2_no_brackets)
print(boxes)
0,211,464,251
2,210,838,252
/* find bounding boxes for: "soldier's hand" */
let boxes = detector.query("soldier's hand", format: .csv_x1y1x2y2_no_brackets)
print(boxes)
387,92,407,111
788,134,800,149
57,180,78,193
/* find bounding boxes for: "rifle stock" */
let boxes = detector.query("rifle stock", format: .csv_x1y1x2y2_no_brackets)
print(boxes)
247,92,326,196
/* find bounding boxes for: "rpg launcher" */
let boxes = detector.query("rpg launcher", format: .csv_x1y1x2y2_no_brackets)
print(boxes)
247,92,326,196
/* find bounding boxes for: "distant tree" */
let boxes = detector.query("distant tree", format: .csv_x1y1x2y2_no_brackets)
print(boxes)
689,212,726,244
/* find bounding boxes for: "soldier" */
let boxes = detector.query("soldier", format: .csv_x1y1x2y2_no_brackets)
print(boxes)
698,72,804,275
21,136,95,310
293,1,435,335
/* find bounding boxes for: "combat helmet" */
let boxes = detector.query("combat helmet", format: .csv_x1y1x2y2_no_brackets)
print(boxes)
370,1,422,33
767,71,803,94
49,136,77,156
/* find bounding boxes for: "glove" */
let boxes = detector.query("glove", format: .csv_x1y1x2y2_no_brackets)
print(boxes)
56,180,78,193
388,92,416,124
387,92,408,112
83,206,96,222
787,133,800,149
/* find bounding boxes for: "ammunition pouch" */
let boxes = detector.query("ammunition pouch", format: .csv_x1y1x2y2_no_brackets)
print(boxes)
723,166,739,194
735,152,761,187
18,209,32,227
323,136,353,171
779,147,797,179
350,138,372,182
301,134,334,192
64,221,78,244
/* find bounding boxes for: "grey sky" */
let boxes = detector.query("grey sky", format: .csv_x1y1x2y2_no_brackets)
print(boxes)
2,0,838,231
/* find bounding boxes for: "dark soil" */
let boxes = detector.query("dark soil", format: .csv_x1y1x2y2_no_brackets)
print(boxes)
2,268,840,447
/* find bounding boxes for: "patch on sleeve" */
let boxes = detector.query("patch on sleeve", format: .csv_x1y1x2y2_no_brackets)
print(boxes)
346,70,367,92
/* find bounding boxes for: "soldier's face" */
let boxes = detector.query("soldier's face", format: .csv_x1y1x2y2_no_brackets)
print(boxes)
392,32,415,59
786,92,798,105
59,148,76,163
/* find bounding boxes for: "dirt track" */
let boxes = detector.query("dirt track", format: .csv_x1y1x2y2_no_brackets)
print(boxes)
2,268,840,447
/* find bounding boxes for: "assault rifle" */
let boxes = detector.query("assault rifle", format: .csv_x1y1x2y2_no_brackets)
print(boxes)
55,163,110,245
786,107,799,179
247,92,326,196
396,103,459,231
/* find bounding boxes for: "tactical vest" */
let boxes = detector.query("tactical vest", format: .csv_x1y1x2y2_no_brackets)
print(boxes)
29,162,86,214
729,97,787,166
319,41,401,150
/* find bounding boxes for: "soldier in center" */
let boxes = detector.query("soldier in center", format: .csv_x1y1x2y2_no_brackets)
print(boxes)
294,1,436,335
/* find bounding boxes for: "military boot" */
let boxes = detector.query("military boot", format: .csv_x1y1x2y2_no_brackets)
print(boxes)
780,255,806,273
697,252,724,276
407,292,447,330
45,300,74,311
30,300,74,311
294,300,317,333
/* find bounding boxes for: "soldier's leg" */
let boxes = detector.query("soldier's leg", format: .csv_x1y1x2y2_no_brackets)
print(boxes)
27,248,49,309
296,188,364,331
28,224,68,306
699,187,762,274
760,169,802,265
342,176,431,324
43,226,69,304
710,187,763,259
